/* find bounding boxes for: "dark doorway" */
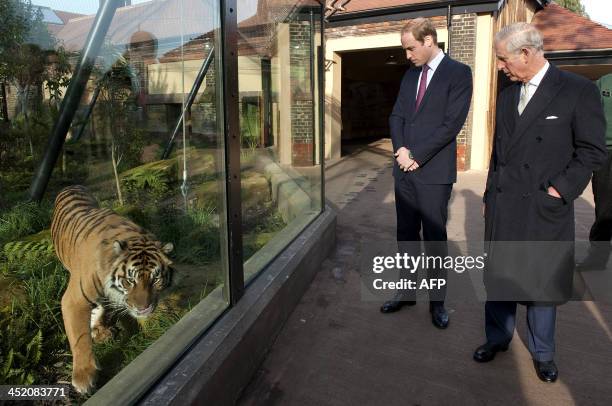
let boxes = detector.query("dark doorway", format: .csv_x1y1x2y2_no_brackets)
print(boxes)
340,47,409,156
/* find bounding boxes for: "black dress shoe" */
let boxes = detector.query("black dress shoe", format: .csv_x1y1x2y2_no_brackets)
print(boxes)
380,295,416,313
430,306,449,329
473,342,509,363
533,360,558,383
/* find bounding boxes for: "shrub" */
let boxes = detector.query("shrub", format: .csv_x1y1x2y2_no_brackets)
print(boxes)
120,159,177,203
0,202,53,247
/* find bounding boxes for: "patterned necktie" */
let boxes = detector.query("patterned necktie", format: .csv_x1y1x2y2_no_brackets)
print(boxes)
518,82,529,115
415,64,430,111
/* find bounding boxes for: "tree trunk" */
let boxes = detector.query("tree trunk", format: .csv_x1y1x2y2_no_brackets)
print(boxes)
0,83,9,124
111,142,124,206
18,84,35,161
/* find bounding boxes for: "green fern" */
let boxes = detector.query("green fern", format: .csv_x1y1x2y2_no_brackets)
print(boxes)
26,330,43,365
120,159,177,202
4,240,54,262
0,330,42,385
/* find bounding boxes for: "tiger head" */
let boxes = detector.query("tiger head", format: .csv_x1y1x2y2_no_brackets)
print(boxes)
109,239,174,318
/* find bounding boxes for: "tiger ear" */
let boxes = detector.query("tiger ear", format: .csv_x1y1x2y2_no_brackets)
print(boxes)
161,242,174,254
113,240,127,254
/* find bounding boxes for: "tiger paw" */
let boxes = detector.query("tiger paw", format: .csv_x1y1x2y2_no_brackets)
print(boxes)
72,362,97,394
91,325,116,343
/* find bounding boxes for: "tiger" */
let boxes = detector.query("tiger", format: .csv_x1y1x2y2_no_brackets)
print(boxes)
50,185,174,394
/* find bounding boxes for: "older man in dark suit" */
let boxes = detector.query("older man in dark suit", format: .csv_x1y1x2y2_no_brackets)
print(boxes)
475,23,607,383
381,18,472,329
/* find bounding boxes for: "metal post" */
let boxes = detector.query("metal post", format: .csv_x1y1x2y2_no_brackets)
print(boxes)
29,0,120,202
319,4,326,210
221,0,244,305
161,48,215,159
309,10,316,166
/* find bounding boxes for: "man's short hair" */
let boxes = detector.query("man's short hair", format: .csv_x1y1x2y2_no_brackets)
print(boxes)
401,18,438,45
495,23,544,54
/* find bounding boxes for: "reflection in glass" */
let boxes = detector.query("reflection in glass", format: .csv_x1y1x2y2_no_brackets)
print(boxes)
237,0,323,278
0,0,227,399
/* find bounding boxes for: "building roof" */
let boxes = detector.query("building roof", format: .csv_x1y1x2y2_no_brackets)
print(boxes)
35,6,84,37
56,0,218,52
330,0,459,15
56,0,320,52
53,10,85,25
238,0,320,28
532,2,612,52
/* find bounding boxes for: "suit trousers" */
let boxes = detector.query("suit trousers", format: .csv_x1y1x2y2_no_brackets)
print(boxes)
394,175,452,305
589,150,612,248
485,301,556,362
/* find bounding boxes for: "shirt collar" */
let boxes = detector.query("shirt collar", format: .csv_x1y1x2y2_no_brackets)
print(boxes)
426,50,445,73
528,61,550,87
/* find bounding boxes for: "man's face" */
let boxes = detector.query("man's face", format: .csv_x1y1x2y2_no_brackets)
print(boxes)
495,40,529,82
401,32,433,67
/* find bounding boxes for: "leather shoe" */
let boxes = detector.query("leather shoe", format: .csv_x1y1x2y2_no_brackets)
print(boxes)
380,294,416,313
430,305,449,329
533,360,558,383
473,342,509,363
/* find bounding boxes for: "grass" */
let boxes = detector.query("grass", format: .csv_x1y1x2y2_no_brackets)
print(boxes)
0,201,53,247
0,251,69,387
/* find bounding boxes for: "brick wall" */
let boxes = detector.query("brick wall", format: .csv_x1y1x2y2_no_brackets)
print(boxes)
449,13,477,171
290,22,314,166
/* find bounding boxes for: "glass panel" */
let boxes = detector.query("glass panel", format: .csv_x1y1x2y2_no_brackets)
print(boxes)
237,0,323,280
0,0,227,399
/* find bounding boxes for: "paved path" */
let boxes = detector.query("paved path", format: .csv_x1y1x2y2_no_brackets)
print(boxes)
238,139,612,406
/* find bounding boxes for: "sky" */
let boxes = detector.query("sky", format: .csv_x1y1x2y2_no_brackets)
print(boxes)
581,0,612,27
28,0,612,26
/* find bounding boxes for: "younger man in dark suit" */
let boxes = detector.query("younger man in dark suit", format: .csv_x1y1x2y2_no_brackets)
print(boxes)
381,18,473,330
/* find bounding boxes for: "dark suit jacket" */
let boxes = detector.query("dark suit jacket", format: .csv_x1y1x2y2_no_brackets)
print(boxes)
389,55,472,184
484,64,607,302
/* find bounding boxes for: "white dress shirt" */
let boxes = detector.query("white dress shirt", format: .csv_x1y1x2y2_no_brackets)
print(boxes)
415,50,445,99
521,61,550,106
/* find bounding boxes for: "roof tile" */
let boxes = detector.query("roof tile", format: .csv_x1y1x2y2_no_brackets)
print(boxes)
532,3,612,52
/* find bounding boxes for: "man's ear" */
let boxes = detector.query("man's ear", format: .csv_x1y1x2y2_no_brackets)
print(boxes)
423,35,433,47
520,47,532,62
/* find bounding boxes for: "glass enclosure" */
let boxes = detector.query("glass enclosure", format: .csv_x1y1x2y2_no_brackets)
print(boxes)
0,0,322,401
237,0,323,279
